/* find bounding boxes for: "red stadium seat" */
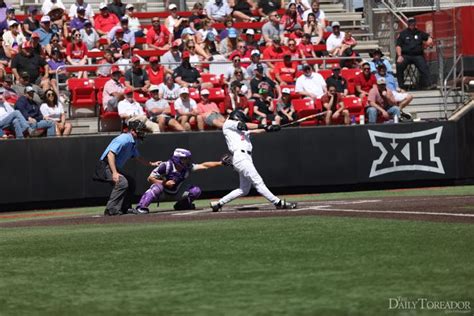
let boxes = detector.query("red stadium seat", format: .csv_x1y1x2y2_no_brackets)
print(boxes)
98,104,122,132
67,78,97,117
133,91,149,104
283,85,301,100
292,98,319,126
201,73,223,87
208,88,225,103
318,69,333,80
189,88,201,102
94,77,111,91
343,96,363,114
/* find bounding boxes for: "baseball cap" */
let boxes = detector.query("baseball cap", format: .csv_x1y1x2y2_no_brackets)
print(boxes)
149,56,159,63
111,66,121,73
77,6,86,12
22,41,32,49
124,87,133,95
25,86,35,93
99,3,108,10
206,32,215,41
120,16,129,23
149,84,160,92
255,63,264,73
131,56,140,63
245,29,255,35
126,3,134,9
40,15,51,23
28,6,38,13
228,28,238,38
180,87,189,94
200,89,210,96
6,8,14,13
172,39,181,47
8,20,18,27
251,49,260,56
84,20,92,27
20,71,30,79
272,36,281,44
168,3,177,10
407,17,416,24
121,43,130,50
282,87,291,94
182,51,190,59
331,21,340,27
31,32,39,39
115,27,124,34
377,77,386,85
182,27,195,35
303,64,312,71
332,64,341,70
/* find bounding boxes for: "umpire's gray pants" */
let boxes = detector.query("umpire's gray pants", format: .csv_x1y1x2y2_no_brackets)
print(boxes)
94,161,135,214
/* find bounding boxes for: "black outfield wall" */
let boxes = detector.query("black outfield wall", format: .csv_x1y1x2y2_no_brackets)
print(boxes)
1,109,473,210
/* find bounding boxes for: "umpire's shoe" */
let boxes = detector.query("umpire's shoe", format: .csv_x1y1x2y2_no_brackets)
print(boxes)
275,199,297,209
210,201,222,212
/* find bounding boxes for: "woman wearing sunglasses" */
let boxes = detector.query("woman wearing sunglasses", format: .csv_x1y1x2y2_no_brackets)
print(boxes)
40,89,72,136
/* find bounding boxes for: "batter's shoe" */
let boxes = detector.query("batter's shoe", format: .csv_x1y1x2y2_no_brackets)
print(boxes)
130,207,149,215
210,201,222,212
275,200,297,209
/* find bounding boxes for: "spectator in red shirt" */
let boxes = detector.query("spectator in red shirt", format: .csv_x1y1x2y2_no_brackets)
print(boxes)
321,84,350,125
147,56,167,85
280,3,302,32
94,3,120,36
287,23,304,45
262,37,288,70
354,62,377,98
286,39,300,59
224,80,249,115
66,29,89,78
146,18,173,51
298,33,316,61
274,55,298,86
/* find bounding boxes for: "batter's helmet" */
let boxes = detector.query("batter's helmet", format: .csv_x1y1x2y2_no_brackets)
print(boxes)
128,120,147,140
229,110,249,123
171,148,192,169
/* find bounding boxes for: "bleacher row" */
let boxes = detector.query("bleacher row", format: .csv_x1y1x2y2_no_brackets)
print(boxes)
64,68,366,133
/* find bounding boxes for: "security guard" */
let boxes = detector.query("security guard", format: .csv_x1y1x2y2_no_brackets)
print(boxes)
395,17,433,89
93,121,160,216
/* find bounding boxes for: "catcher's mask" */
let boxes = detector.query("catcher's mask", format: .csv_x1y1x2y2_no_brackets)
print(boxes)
229,109,249,123
128,120,147,140
171,148,192,169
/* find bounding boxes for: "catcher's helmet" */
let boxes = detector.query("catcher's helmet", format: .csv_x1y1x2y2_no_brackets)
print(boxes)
128,120,147,140
229,109,249,123
171,148,192,169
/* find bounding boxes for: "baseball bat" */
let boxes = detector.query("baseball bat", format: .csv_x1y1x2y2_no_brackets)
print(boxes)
281,111,327,128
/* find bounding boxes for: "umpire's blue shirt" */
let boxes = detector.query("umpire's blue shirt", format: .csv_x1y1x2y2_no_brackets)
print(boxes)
100,133,140,169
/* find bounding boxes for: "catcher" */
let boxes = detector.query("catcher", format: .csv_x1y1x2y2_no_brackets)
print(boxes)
132,148,231,214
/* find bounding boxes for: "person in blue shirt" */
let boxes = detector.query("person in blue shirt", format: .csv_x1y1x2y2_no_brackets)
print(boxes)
93,120,160,216
368,49,393,74
15,86,56,136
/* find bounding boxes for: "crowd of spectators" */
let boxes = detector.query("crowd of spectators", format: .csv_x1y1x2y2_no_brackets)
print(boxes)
0,0,434,138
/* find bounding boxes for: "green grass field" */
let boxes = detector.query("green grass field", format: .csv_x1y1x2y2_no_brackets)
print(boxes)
0,186,473,315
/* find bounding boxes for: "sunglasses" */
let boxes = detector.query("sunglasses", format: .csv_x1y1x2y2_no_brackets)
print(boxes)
329,90,336,93
363,67,370,70
47,93,55,97
238,45,246,49
288,43,295,46
235,71,243,74
188,46,195,49
233,59,240,62
152,20,160,23
270,14,280,18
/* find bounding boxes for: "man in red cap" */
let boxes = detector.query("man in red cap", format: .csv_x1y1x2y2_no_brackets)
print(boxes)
173,51,212,89
125,56,150,93
146,17,173,51
118,87,160,133
11,41,50,91
103,66,125,111
147,56,167,85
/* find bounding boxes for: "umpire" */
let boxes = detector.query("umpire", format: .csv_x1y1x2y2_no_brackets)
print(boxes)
93,121,160,216
395,17,433,89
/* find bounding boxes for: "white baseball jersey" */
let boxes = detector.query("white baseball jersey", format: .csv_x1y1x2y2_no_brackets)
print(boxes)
223,119,253,154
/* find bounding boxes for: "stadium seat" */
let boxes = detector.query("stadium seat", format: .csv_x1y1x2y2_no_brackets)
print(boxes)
133,91,149,104
189,88,201,102
67,78,97,117
208,88,225,103
343,96,363,114
94,77,111,91
283,85,301,100
201,73,223,87
318,69,333,80
292,98,318,126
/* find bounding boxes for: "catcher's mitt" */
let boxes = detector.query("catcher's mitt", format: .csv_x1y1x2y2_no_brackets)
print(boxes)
221,153,233,166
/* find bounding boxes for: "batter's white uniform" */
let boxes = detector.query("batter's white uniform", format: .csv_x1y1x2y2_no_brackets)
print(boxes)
218,119,280,205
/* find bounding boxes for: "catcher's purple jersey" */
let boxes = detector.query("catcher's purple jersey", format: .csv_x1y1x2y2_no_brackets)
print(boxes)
150,160,198,194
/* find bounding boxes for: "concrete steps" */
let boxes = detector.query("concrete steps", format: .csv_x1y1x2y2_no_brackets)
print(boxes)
405,90,464,120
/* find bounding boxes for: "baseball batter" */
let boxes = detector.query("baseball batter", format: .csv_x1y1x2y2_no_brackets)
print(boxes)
210,110,297,212
133,148,224,214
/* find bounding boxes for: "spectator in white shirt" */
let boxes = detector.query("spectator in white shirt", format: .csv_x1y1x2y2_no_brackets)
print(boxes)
118,88,160,133
326,22,346,56
42,0,66,15
158,74,181,101
205,0,232,22
3,21,25,59
145,85,184,131
173,87,199,131
302,0,326,27
295,64,327,99
40,89,71,136
69,0,94,21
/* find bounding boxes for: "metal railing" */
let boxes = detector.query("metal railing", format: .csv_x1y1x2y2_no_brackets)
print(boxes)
442,54,464,119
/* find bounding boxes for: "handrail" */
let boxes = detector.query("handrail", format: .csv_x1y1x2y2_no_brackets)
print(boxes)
380,0,409,27
442,54,464,120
